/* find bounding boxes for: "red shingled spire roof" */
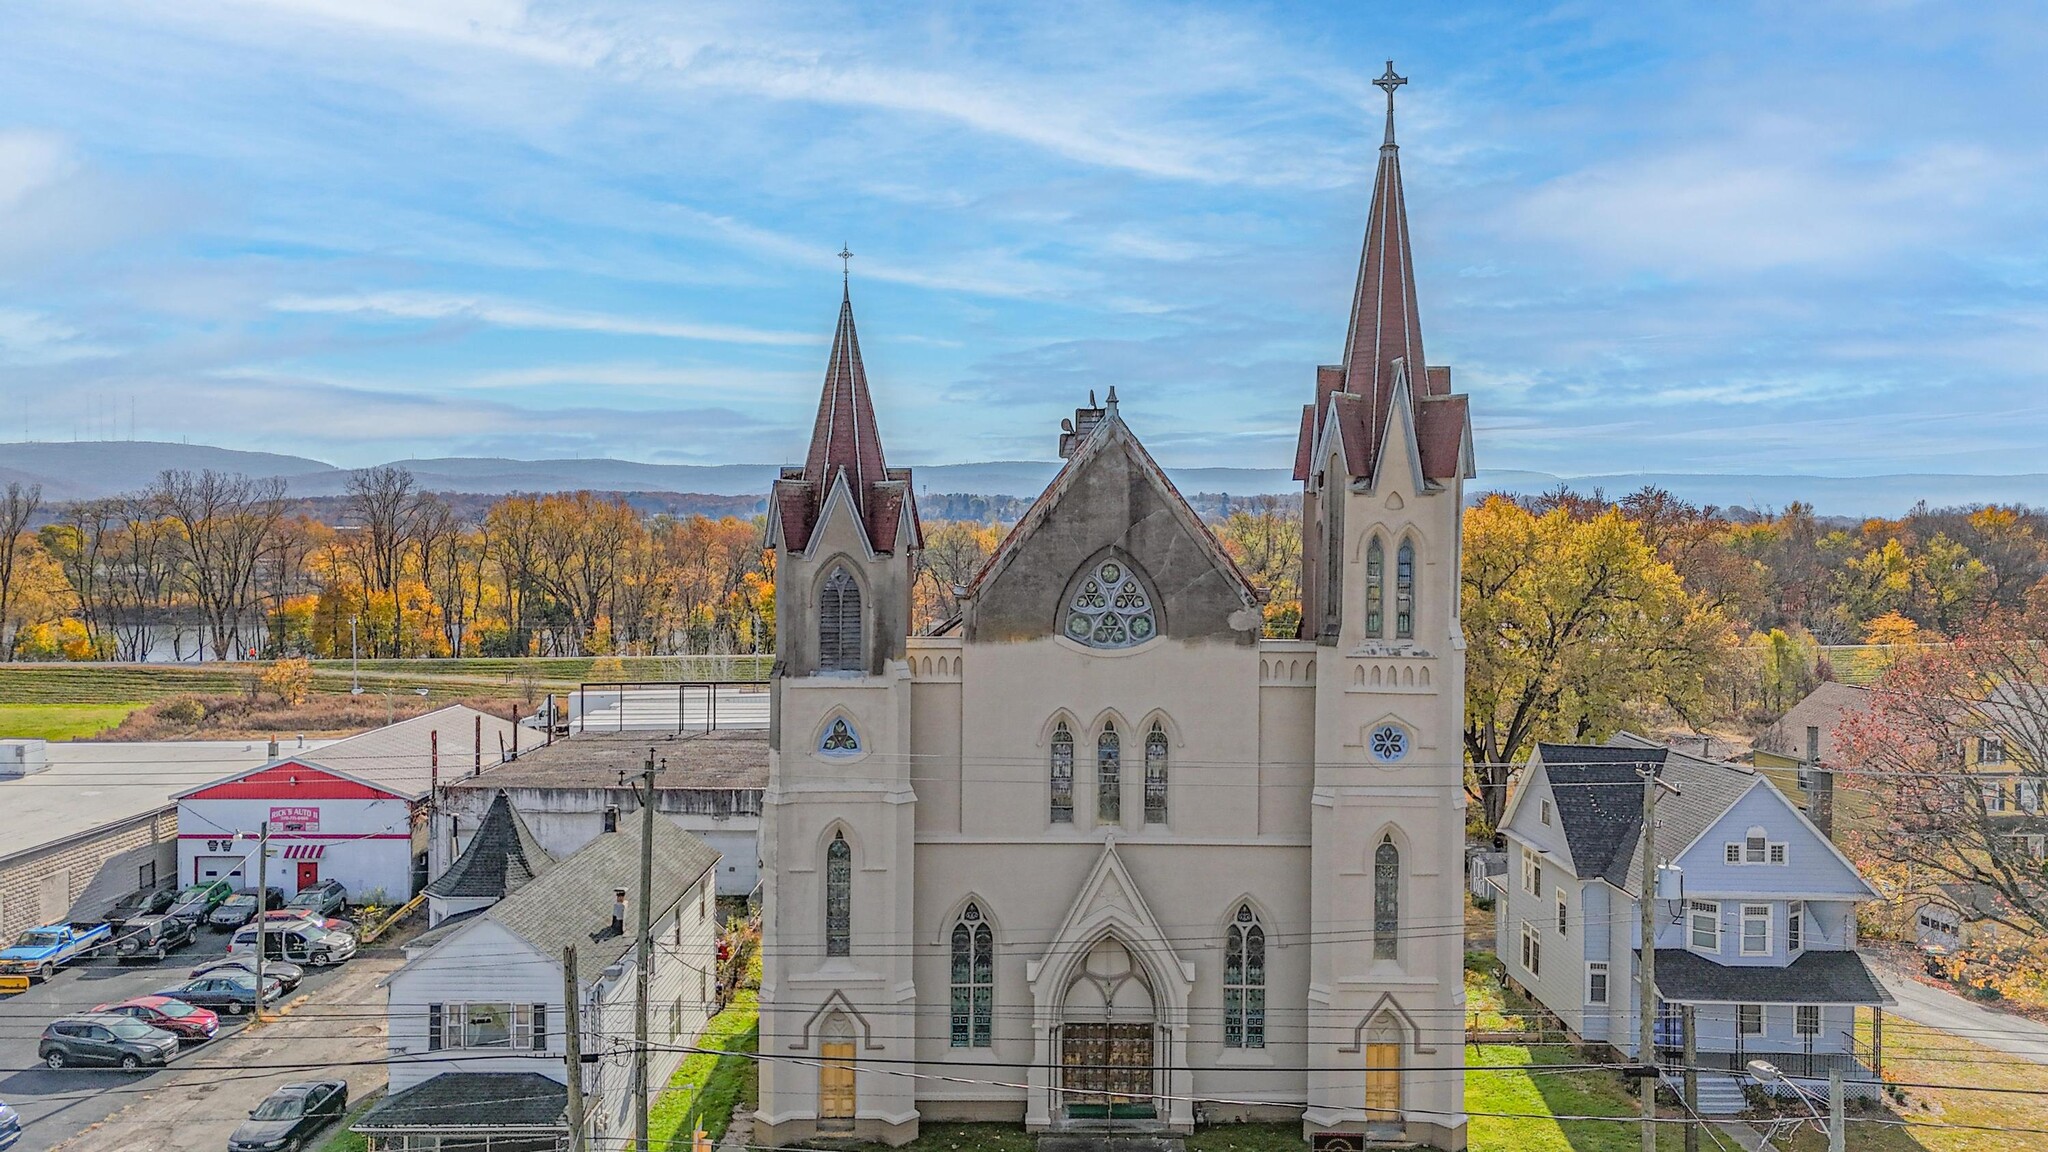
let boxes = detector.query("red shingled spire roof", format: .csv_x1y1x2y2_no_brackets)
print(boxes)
1339,62,1435,455
804,284,889,510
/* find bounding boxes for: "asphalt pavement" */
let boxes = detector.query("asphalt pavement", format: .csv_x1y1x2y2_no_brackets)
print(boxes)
0,924,355,1152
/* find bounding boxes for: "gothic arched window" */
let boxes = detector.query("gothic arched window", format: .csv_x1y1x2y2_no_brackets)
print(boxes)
1224,903,1266,1048
1049,721,1075,824
1144,721,1169,824
1394,540,1415,640
1324,492,1345,633
819,566,864,671
949,903,994,1048
1374,835,1400,960
825,832,851,957
1065,557,1157,648
1365,536,1385,638
1097,723,1122,823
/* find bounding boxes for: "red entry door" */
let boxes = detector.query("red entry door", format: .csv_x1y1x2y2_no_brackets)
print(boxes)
296,861,320,890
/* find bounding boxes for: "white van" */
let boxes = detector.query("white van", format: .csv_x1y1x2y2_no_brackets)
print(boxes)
228,922,356,966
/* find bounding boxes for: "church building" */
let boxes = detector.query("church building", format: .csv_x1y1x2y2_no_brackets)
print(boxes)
757,65,1475,1149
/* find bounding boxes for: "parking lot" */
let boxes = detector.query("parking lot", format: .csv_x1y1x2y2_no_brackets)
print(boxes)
0,925,364,1152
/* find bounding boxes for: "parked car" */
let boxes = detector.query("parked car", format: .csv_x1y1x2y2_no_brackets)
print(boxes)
90,996,219,1042
166,880,235,925
229,923,355,967
0,1097,20,1150
190,955,305,993
209,894,263,931
0,923,112,981
229,1080,348,1152
260,909,355,934
116,914,196,963
152,974,283,1016
38,1014,180,1070
284,880,348,917
104,885,178,934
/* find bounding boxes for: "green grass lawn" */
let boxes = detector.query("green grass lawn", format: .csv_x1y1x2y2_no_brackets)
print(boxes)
650,989,761,1149
0,702,143,739
310,1086,380,1152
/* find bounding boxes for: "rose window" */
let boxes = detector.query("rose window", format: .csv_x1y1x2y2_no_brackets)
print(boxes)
1370,724,1408,763
1064,558,1157,649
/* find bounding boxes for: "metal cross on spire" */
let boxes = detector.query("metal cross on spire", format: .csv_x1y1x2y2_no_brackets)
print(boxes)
1375,60,1407,145
838,243,854,284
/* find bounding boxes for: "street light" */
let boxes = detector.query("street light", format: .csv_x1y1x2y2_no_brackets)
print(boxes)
1747,1059,1843,1152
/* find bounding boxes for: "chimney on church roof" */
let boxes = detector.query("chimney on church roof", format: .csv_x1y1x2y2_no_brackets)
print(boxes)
1059,390,1109,459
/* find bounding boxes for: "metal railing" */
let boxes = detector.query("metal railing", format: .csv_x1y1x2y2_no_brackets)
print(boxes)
573,680,770,735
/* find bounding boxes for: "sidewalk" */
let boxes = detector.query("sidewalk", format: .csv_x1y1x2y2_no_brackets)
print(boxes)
1871,953,2048,1066
51,956,400,1152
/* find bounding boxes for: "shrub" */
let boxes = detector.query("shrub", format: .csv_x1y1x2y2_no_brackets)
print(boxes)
259,656,314,706
158,696,207,726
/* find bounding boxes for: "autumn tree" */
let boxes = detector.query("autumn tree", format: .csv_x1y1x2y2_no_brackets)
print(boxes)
1216,495,1302,637
155,469,288,660
1462,495,1731,827
0,481,42,658
914,520,1002,630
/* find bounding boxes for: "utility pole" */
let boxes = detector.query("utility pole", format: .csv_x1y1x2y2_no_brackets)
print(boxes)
633,748,662,1152
254,820,269,1023
350,617,360,696
1828,1066,1845,1152
1639,767,1661,1152
563,944,587,1152
1682,1005,1698,1152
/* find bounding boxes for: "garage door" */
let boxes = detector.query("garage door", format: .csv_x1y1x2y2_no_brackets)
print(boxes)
193,856,249,886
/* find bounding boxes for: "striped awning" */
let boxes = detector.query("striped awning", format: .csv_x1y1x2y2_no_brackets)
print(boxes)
282,843,327,860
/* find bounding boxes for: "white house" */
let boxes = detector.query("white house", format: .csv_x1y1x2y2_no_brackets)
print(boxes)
355,807,721,1150
1494,737,1890,1114
174,707,515,903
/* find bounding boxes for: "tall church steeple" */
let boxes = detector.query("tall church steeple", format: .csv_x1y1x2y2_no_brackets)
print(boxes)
1339,61,1432,464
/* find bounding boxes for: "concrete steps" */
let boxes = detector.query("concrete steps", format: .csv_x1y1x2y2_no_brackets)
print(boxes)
1675,1073,1750,1116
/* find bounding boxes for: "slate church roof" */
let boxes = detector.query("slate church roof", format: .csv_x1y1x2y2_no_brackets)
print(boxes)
424,790,552,900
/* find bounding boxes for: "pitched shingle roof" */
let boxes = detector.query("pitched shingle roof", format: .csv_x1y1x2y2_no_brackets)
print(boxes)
487,815,719,971
425,791,552,900
1650,948,1892,1006
1533,740,1761,895
352,1072,565,1133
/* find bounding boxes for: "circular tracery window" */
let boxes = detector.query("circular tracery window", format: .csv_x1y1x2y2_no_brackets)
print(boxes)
1370,724,1409,763
1064,558,1157,648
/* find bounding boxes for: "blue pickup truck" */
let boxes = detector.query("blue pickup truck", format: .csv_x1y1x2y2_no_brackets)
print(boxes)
0,923,112,983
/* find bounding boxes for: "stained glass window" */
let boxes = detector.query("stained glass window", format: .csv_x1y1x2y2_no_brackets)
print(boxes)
1365,537,1384,638
825,832,851,957
950,904,994,1048
1050,722,1075,823
1065,558,1157,648
1324,491,1345,633
820,717,860,755
1224,904,1266,1048
1144,722,1168,825
1374,837,1400,960
1098,723,1121,823
819,566,864,671
1394,540,1415,640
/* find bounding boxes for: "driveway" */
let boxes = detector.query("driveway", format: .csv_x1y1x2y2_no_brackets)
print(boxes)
1872,953,2048,1066
31,954,398,1152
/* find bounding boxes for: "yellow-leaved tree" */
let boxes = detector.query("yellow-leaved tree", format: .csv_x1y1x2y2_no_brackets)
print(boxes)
1462,495,1731,828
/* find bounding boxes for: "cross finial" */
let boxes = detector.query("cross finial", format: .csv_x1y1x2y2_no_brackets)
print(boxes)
1375,60,1407,145
838,243,854,284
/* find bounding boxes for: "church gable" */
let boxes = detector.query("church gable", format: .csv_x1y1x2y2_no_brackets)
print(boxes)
962,411,1260,645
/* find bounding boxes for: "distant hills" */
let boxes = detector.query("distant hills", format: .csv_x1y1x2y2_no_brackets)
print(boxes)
4,440,2047,517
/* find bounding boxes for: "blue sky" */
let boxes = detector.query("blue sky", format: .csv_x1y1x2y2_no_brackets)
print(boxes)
0,2,2043,477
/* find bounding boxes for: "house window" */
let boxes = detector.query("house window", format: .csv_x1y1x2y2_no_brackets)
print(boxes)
818,565,864,671
1725,842,1741,865
1520,923,1542,977
1555,888,1568,936
431,1003,548,1051
1522,849,1541,897
1983,780,2008,812
1540,800,1552,826
1065,557,1157,648
949,904,993,1048
1394,539,1415,639
1741,904,1771,956
1688,901,1720,952
1745,832,1768,863
1769,843,1787,864
670,998,682,1039
1049,722,1075,823
1736,828,1788,864
2020,780,2042,814
1788,901,1804,952
825,832,851,957
1224,904,1266,1048
1737,1004,1764,1037
1144,722,1169,824
1373,837,1400,960
1980,737,2007,765
1097,723,1122,823
1796,1005,1821,1038
602,806,619,833
1586,962,1609,1004
1364,537,1384,637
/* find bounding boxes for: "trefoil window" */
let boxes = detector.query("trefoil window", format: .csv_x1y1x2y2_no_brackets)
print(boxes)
819,717,860,756
1065,557,1156,648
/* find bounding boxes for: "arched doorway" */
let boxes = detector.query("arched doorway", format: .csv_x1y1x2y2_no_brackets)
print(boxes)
1364,1015,1403,1135
818,1014,855,1131
1058,937,1157,1121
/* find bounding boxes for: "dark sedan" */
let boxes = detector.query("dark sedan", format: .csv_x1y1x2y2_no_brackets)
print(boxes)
92,996,220,1042
229,1080,347,1152
208,894,263,930
152,974,284,1016
190,955,305,993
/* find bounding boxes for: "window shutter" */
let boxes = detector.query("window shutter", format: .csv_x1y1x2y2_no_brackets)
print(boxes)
533,1004,547,1050
427,1004,443,1051
818,567,863,671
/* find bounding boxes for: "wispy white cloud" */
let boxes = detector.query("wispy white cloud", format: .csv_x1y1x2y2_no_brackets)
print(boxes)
270,291,817,346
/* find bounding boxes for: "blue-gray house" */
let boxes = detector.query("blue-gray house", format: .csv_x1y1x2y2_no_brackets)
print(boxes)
1492,735,1890,1112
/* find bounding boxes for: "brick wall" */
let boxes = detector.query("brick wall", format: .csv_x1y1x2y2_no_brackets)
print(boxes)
0,808,177,939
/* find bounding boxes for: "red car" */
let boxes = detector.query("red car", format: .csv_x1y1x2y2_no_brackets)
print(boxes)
90,996,219,1042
